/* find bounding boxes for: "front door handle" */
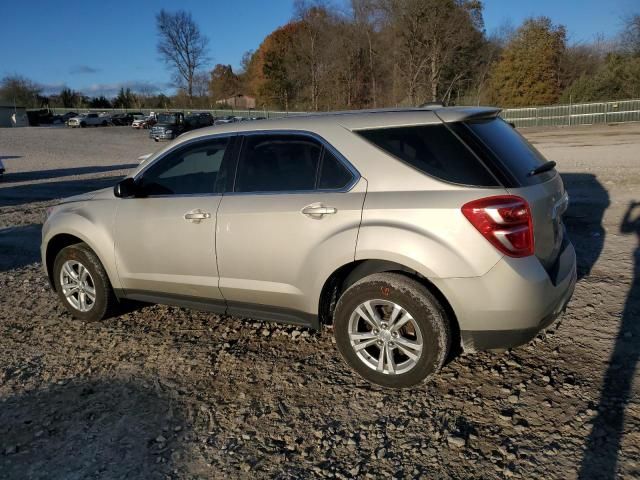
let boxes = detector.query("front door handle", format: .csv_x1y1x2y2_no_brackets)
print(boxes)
184,209,211,223
301,204,337,217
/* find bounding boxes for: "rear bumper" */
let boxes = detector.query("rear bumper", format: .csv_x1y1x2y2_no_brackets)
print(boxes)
459,282,573,350
432,241,577,351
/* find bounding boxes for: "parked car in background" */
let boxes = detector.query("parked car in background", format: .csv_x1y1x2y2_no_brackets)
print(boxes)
185,113,214,130
132,114,154,129
67,113,110,128
60,112,79,124
196,112,214,126
42,107,576,388
149,112,187,141
112,112,144,126
214,116,235,126
143,114,157,129
131,115,145,129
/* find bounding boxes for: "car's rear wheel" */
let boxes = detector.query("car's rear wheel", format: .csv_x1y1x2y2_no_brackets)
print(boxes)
53,243,118,322
334,273,450,388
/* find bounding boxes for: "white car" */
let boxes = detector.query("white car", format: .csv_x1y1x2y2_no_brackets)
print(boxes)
131,116,146,129
67,113,109,128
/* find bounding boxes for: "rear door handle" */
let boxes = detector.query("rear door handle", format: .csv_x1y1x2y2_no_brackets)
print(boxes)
184,209,211,223
301,205,337,217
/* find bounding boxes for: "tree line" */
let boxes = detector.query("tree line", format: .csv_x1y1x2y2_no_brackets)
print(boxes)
2,2,638,111
226,0,640,110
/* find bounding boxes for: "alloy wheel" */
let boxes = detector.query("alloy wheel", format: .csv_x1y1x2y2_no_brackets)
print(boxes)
348,299,423,375
59,260,96,312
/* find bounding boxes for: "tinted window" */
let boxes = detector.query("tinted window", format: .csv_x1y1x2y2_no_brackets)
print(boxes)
139,138,228,195
464,118,554,186
318,150,353,190
357,124,498,187
235,135,321,192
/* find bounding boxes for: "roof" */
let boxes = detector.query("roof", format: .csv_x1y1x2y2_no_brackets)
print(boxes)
179,106,501,141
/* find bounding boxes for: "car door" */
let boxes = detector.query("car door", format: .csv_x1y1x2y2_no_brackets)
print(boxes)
216,132,366,318
114,135,235,302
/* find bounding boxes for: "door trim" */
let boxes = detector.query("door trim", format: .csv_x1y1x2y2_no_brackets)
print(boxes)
117,289,320,330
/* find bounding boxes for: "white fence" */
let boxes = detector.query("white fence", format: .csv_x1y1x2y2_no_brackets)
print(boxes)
48,98,640,127
500,99,640,127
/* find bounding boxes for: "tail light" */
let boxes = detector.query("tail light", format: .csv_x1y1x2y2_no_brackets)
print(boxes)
462,195,534,258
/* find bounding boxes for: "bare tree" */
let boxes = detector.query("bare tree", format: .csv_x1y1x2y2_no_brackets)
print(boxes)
0,75,42,107
295,1,336,111
192,71,210,98
621,13,640,56
156,9,210,101
352,0,381,107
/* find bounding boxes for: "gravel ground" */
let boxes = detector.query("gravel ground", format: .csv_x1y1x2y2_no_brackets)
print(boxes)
0,124,638,479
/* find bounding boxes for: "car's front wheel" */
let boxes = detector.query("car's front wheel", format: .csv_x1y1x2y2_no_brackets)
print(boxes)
53,243,118,322
334,273,451,388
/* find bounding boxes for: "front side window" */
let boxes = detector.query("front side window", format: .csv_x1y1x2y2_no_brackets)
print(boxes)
138,138,229,195
235,135,322,193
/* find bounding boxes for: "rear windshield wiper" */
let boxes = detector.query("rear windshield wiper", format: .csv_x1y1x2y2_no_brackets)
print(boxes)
528,160,556,177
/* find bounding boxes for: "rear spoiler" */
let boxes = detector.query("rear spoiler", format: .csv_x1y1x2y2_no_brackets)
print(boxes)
434,107,501,123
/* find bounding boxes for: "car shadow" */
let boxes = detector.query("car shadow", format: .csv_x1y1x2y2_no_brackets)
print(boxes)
578,201,640,479
0,175,123,208
0,224,42,272
1,164,137,184
561,173,610,280
0,378,188,479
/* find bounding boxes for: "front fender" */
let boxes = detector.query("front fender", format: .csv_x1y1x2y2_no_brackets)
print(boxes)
42,201,120,289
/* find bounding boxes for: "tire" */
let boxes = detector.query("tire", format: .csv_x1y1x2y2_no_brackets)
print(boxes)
101,120,107,126
80,121,86,128
334,273,450,388
53,243,118,322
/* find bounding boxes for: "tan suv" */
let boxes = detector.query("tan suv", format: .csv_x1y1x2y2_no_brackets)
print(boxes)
41,107,576,388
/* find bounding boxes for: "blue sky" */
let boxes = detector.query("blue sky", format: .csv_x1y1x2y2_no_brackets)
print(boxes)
2,0,637,97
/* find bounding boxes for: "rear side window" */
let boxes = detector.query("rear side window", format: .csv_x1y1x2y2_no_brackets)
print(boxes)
357,124,498,187
464,118,554,186
319,150,353,190
235,135,321,192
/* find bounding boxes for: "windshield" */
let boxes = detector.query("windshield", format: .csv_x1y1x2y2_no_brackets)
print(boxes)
158,113,178,124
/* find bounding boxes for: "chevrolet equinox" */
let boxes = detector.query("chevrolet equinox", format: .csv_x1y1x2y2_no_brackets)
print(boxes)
42,107,577,388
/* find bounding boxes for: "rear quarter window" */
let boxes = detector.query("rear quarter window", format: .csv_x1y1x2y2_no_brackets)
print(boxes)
356,124,499,187
463,118,555,186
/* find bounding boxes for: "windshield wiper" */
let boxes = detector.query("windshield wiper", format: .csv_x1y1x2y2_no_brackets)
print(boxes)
528,160,556,177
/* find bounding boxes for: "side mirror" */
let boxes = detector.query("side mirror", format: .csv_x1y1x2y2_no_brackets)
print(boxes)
114,177,137,198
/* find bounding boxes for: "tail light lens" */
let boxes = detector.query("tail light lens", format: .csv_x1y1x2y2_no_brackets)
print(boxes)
461,195,534,258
